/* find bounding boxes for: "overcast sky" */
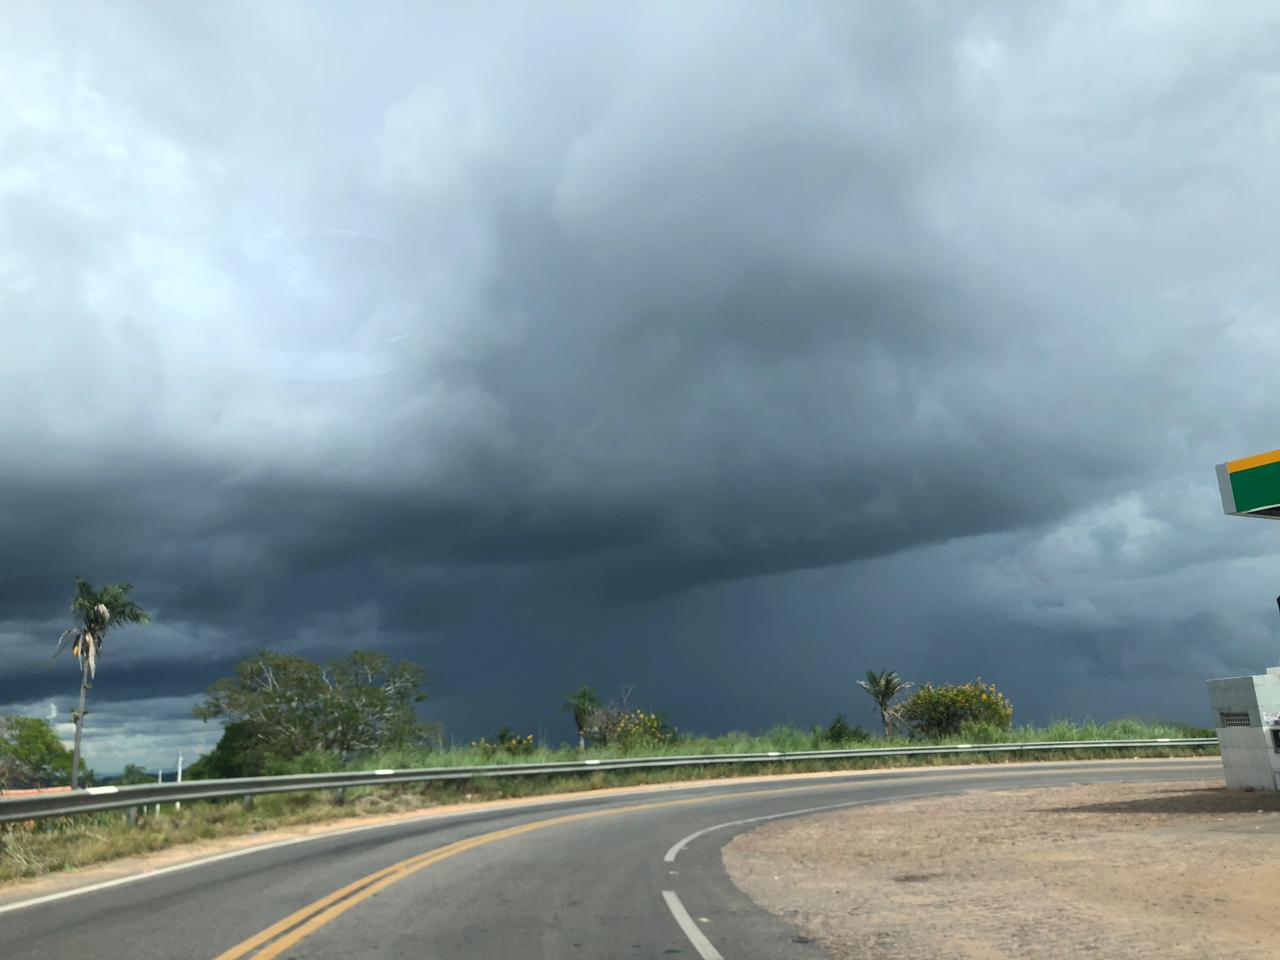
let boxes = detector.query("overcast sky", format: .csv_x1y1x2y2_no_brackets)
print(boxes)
5,2,1280,772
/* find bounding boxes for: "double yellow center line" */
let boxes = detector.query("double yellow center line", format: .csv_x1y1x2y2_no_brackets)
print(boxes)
212,783,834,960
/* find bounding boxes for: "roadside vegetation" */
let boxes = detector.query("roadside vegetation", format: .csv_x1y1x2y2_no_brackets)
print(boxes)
0,724,1214,885
0,647,1216,885
0,718,1213,885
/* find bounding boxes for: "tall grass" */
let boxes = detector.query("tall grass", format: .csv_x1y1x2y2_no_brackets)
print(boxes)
308,716,1213,771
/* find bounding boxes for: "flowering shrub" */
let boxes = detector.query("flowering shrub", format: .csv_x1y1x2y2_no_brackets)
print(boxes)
897,679,1013,740
591,709,678,750
471,726,537,757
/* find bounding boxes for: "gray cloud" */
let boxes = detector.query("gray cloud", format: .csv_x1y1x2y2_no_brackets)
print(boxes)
4,2,1280,768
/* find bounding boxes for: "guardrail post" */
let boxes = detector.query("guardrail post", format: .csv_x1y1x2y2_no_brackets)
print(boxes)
333,787,346,806
126,806,139,827
242,794,254,812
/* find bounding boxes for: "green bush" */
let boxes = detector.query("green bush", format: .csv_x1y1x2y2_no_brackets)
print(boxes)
899,679,1013,740
595,710,678,751
823,713,871,745
471,726,537,757
186,720,274,779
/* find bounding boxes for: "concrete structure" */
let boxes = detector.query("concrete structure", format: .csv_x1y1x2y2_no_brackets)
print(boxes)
1206,666,1280,791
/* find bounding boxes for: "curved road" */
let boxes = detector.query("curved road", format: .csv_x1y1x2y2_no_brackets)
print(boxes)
1,758,1219,959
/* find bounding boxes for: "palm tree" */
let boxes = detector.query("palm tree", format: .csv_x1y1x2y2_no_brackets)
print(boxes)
857,669,912,738
560,685,602,750
51,578,149,788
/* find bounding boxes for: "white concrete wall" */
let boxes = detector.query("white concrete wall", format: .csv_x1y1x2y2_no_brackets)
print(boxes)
1216,726,1277,790
1207,668,1280,791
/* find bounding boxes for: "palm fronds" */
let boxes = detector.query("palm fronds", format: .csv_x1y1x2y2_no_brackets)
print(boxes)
857,669,913,737
60,578,150,678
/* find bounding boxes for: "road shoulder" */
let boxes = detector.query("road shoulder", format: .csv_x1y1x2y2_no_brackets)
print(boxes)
724,778,1278,959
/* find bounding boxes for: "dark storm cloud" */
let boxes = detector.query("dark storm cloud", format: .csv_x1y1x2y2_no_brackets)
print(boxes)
0,655,239,709
5,1,1280,768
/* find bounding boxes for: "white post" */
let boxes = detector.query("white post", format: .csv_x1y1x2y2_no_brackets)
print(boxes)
155,768,161,816
176,751,183,811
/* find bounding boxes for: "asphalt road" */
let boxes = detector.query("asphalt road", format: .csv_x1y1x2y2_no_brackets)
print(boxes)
0,758,1220,959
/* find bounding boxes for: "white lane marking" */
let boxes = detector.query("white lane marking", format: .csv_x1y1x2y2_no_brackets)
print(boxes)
0,758,1214,915
0,814,455,918
0,782,700,917
663,791,940,863
0,781,919,917
0,785,858,917
0,834,319,916
663,890,724,960
659,758,1220,865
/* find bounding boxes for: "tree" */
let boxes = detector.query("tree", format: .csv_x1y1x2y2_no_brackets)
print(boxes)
575,686,678,751
0,715,75,788
194,650,429,763
117,763,153,785
51,578,149,789
560,685,602,750
577,684,632,748
898,679,1013,740
857,669,912,738
186,720,273,779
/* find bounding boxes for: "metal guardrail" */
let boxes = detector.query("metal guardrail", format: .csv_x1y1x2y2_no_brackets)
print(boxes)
0,737,1218,825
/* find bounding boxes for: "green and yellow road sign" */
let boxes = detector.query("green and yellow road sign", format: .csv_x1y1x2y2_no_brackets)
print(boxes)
1218,449,1280,519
